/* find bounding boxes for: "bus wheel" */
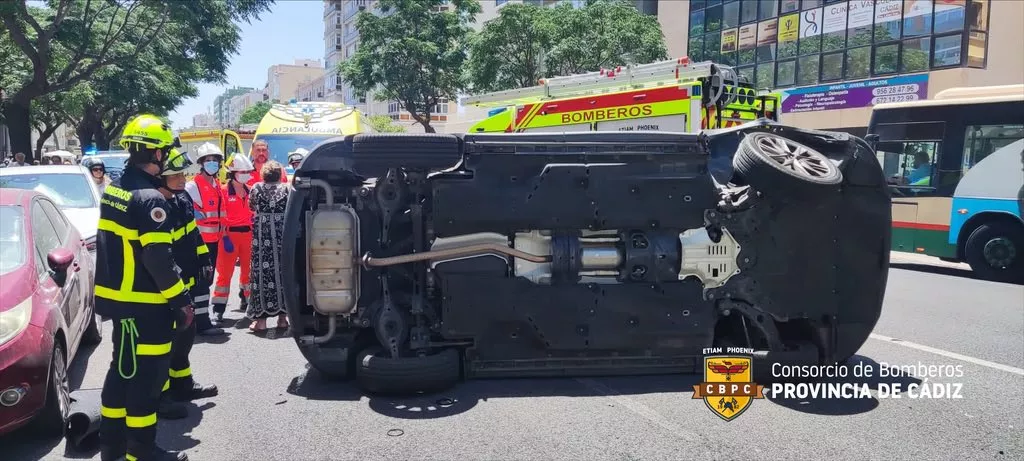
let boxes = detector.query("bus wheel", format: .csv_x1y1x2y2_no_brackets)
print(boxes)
965,221,1024,283
733,132,843,196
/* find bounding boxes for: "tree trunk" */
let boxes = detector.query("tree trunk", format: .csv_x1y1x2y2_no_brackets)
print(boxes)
34,125,58,157
419,120,436,133
3,100,33,161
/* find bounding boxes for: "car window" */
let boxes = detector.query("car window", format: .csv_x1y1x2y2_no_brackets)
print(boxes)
38,198,72,244
31,201,63,263
0,206,27,275
0,173,98,208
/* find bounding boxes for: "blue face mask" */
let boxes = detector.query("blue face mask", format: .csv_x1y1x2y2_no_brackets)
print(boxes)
202,161,220,175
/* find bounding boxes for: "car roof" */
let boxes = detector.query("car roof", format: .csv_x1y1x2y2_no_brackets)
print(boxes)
0,165,90,175
0,187,43,207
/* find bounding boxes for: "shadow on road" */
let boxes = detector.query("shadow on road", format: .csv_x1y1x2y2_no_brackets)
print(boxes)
891,262,1023,285
766,355,922,416
159,401,213,453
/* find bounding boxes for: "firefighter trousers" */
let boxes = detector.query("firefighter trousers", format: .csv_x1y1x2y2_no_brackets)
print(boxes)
165,316,197,396
212,230,252,314
99,308,176,458
191,280,214,331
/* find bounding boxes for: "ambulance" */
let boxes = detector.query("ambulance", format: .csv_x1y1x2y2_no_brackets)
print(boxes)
462,57,782,134
251,100,375,179
177,125,256,181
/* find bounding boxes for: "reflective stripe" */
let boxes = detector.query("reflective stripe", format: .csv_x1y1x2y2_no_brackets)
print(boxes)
125,413,157,428
161,280,185,298
197,224,219,233
162,379,170,392
193,294,210,302
136,342,172,356
197,243,209,255
98,218,139,239
171,225,188,241
186,220,197,233
211,295,229,304
126,455,138,461
194,307,209,315
140,231,172,246
95,286,168,304
184,277,196,290
169,367,192,378
101,406,126,418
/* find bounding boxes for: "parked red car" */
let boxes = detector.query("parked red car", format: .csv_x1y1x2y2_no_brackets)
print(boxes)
0,188,101,436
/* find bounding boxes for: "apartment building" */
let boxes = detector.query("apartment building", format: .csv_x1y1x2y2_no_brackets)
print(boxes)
226,90,265,127
296,72,328,102
192,112,215,128
673,0,1022,135
213,86,258,127
265,59,326,103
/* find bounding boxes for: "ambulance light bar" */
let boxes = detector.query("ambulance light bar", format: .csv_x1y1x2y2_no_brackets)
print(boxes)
461,57,728,108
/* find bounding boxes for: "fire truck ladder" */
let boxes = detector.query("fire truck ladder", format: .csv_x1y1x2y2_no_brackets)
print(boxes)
460,57,748,109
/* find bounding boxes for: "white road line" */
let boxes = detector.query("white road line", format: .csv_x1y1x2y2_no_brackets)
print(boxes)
869,333,1024,376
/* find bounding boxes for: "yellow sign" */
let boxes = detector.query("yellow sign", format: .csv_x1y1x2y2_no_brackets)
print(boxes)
692,356,765,421
721,28,738,53
778,13,800,43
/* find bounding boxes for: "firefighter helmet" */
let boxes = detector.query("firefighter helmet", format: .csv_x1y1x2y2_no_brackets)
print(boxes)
119,114,174,150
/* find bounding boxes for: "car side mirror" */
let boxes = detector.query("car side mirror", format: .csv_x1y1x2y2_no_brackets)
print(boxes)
47,247,75,275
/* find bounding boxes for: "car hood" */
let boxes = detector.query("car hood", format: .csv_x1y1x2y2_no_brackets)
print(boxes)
61,207,100,240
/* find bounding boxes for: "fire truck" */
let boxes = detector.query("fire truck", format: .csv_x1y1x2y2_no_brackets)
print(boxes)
176,124,257,181
461,57,782,134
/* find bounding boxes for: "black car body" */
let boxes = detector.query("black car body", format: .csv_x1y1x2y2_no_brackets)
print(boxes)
282,120,892,394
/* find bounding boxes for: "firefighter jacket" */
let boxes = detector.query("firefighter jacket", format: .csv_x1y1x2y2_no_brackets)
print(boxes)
93,166,192,317
185,176,223,244
170,192,213,291
221,180,253,229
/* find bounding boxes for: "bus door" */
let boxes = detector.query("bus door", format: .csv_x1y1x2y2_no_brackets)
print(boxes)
873,121,953,256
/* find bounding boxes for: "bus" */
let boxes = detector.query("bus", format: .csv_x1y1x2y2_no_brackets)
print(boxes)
868,84,1024,283
462,57,781,134
251,100,375,179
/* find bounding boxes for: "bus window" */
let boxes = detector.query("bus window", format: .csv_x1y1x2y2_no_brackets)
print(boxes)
876,141,940,195
962,124,1024,172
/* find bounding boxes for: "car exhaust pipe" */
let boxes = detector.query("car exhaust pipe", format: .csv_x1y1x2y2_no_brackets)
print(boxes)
362,243,553,267
298,313,337,345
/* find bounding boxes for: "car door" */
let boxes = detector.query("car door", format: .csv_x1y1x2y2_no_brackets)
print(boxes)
32,199,85,351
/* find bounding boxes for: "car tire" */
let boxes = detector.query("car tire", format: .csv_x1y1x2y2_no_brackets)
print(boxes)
350,133,462,173
733,132,843,196
31,342,71,436
355,347,461,396
965,221,1024,283
82,313,102,346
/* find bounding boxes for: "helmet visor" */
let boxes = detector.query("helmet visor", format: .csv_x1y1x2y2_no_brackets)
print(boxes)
161,148,198,176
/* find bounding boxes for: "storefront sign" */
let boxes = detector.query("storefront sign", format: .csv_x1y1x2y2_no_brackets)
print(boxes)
822,3,848,34
721,28,738,52
738,24,757,50
757,19,778,46
800,7,824,38
874,0,904,23
778,13,800,43
847,0,875,29
780,74,930,113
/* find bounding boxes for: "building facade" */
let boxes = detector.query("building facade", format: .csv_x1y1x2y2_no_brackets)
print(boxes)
213,86,257,127
226,90,266,127
192,112,215,128
297,72,328,102
673,0,1022,135
265,59,325,103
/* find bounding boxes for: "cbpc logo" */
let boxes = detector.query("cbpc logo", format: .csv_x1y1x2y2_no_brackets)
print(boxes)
692,351,766,421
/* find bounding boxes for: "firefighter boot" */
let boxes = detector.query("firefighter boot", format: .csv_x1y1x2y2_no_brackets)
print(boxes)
100,442,127,461
157,394,188,419
173,380,219,402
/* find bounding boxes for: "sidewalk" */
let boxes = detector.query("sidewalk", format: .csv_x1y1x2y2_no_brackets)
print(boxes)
889,251,970,270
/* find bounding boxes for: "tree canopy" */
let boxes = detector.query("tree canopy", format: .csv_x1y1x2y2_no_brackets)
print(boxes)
0,0,273,156
367,114,407,133
466,0,667,93
340,0,481,133
239,101,272,125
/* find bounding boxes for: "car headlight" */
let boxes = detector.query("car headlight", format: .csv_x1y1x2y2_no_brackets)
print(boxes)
0,298,32,346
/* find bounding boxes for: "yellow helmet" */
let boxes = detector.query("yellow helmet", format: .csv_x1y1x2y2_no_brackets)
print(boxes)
119,114,174,150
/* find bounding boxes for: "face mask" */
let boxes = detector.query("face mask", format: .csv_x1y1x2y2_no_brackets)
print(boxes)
203,161,220,175
237,173,252,183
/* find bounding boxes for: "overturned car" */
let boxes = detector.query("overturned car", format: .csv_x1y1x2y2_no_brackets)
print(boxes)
281,121,892,394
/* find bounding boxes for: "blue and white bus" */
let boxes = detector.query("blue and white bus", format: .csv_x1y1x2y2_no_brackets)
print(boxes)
869,84,1023,283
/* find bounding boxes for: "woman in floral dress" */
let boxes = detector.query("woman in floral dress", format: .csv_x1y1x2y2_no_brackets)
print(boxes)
246,160,291,331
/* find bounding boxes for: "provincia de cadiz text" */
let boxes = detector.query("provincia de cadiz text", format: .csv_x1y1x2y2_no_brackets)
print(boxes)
704,347,966,400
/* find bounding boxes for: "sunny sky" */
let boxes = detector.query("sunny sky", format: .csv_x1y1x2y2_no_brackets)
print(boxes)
167,0,325,128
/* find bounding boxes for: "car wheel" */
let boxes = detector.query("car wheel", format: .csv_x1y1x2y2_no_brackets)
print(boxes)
82,313,103,345
31,342,71,436
350,133,462,175
965,221,1024,283
733,132,843,196
355,347,461,395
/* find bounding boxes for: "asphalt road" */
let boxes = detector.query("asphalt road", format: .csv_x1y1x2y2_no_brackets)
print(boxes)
5,253,1023,461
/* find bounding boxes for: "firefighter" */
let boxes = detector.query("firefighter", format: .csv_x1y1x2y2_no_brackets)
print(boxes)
95,114,191,461
211,154,256,321
184,142,226,334
157,149,220,420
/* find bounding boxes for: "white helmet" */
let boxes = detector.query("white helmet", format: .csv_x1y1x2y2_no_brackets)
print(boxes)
227,153,255,172
195,142,224,162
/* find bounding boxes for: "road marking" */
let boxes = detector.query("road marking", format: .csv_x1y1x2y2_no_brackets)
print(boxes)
869,333,1024,376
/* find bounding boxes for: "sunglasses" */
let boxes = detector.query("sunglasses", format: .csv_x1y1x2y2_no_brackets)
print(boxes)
90,167,104,172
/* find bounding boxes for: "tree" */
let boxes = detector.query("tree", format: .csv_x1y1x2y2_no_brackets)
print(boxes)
239,101,272,125
466,3,551,92
0,0,273,156
543,0,667,77
31,83,92,156
341,0,481,133
367,114,407,133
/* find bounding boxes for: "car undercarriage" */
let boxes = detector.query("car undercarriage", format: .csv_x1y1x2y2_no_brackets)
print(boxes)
281,120,892,394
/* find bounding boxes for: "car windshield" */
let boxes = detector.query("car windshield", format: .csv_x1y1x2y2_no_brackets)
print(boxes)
254,134,338,169
0,206,26,275
0,173,97,208
95,154,129,171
